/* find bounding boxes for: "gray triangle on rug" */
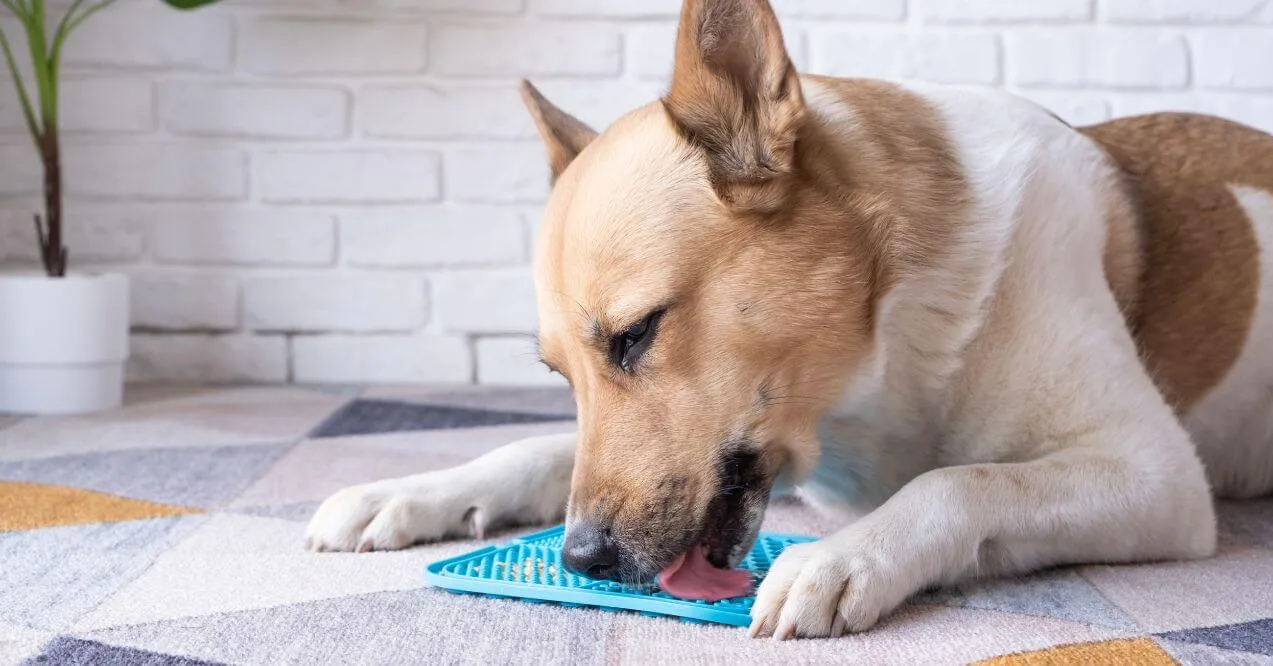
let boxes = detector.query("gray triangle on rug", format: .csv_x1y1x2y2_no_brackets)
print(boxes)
308,399,575,439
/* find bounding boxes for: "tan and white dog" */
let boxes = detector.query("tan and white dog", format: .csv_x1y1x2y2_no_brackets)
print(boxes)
306,0,1273,639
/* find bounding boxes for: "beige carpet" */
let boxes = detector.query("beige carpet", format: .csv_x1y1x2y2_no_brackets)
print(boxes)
2,384,1271,665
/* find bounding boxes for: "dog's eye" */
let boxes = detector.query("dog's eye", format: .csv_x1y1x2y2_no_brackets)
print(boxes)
610,309,664,373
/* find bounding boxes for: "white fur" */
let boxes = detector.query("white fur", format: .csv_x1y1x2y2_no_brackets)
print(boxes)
305,82,1266,640
747,82,1217,638
305,433,574,552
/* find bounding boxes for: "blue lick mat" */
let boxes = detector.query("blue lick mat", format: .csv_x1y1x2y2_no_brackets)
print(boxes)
424,525,816,626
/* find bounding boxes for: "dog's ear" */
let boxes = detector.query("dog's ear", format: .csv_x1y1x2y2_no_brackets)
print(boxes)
664,0,805,213
519,79,598,183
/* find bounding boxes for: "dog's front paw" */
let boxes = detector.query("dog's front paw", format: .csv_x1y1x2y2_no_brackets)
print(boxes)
748,535,907,639
304,476,481,553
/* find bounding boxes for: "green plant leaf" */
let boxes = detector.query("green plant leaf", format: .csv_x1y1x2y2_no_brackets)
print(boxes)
160,0,221,8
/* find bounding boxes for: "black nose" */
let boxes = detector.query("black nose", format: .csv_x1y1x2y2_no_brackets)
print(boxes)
562,521,620,580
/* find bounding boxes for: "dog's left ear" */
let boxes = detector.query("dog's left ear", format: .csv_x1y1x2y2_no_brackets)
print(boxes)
664,0,805,213
519,79,598,183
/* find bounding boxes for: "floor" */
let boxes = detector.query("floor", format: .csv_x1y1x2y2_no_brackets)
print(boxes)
1,384,1271,665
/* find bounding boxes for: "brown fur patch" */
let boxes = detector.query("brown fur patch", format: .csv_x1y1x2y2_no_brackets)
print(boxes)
1082,113,1269,411
800,76,972,304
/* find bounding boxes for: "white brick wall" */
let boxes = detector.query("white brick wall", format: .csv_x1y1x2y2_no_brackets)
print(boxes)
432,268,538,334
161,83,351,140
1,0,1270,385
130,271,240,331
243,274,427,332
292,334,472,383
64,8,233,71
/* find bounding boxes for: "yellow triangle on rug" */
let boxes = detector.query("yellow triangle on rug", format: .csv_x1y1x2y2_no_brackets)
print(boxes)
0,481,200,532
977,637,1177,665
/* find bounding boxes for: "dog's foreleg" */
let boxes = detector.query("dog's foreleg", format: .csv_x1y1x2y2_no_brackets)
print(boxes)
305,432,576,552
749,440,1216,638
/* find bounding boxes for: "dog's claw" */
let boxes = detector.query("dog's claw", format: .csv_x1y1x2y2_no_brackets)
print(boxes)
356,539,374,553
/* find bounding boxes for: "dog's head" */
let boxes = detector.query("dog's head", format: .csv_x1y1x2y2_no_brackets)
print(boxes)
524,0,878,583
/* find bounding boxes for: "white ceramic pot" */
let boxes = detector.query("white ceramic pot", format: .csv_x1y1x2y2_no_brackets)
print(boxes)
0,272,130,414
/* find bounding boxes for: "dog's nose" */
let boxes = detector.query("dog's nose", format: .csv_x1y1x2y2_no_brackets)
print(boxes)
562,521,620,580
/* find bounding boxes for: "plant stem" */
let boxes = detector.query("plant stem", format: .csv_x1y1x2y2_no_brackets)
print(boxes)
0,26,40,151
38,119,63,276
26,0,53,130
49,0,87,99
4,0,120,277
17,0,65,276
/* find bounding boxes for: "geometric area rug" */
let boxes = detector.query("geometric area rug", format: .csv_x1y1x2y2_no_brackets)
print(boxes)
2,384,1272,665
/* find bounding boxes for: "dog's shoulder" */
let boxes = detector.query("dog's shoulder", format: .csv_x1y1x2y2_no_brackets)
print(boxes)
1080,114,1271,413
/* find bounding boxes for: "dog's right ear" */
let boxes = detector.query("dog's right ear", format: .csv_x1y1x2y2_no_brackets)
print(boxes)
664,0,804,214
519,80,598,183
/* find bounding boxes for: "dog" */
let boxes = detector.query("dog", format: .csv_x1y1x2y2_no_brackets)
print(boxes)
306,0,1273,639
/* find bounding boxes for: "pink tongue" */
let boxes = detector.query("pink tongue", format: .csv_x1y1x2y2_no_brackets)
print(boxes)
656,546,753,602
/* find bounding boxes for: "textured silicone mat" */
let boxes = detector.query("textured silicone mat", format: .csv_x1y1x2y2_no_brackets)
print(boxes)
424,525,816,626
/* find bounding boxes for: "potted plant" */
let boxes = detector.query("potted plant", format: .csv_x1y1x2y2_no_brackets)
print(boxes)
0,0,220,414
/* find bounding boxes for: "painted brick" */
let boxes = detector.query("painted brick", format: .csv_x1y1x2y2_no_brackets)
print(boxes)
152,208,336,266
360,85,532,139
433,268,537,333
360,80,662,141
162,83,349,140
809,31,1001,84
431,24,620,77
530,0,680,18
60,204,153,261
1200,96,1273,133
1193,30,1273,89
1006,29,1188,88
292,334,472,383
1101,0,1266,23
63,9,232,71
220,0,337,4
373,0,522,11
1013,90,1113,125
243,274,427,332
9,0,1271,388
0,17,33,87
66,144,247,201
238,19,427,75
341,206,524,268
521,205,548,242
0,78,154,134
1112,94,1273,133
1111,93,1214,117
0,203,149,263
128,335,288,383
446,144,549,204
625,23,678,81
476,336,567,386
130,271,239,331
0,145,41,196
917,0,1092,22
256,151,441,204
531,81,670,130
771,0,905,19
